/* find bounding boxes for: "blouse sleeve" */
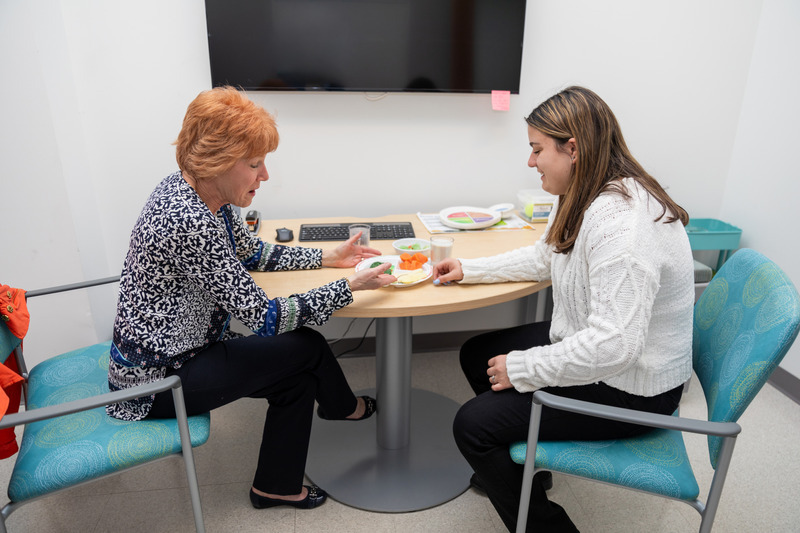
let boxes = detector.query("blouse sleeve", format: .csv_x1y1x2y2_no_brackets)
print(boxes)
223,206,323,272
175,209,351,336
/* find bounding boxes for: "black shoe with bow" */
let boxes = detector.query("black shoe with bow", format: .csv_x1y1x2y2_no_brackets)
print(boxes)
249,485,327,509
317,395,377,421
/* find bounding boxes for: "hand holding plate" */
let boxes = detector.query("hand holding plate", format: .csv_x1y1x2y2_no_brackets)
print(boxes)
347,262,397,291
433,258,463,286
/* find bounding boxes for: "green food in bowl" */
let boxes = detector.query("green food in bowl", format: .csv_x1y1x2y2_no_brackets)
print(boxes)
392,239,431,257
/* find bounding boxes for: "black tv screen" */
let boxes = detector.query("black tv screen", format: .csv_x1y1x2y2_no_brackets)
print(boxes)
204,0,527,93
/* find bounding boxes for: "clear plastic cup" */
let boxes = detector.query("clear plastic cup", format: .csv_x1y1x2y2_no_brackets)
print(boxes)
430,235,454,265
349,224,371,247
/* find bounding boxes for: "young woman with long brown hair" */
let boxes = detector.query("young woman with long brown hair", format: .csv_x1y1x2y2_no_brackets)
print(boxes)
434,86,695,532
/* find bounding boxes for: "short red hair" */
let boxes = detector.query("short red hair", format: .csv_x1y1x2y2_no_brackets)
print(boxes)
175,86,279,180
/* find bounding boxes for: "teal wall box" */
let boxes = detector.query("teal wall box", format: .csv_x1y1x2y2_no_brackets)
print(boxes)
685,218,742,270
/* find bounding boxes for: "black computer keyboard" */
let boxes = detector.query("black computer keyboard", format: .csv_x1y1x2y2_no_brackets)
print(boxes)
299,222,415,241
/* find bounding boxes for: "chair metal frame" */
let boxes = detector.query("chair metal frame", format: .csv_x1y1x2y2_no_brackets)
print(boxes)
515,248,800,533
0,278,206,533
516,391,740,533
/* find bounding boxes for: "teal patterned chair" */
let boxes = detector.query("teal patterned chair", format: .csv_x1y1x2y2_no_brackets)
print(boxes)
0,278,210,533
510,248,800,533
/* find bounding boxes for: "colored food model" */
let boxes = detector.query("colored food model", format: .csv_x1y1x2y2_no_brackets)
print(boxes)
369,254,429,285
397,252,428,270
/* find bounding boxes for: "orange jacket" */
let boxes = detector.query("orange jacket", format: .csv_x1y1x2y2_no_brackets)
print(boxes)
0,285,28,459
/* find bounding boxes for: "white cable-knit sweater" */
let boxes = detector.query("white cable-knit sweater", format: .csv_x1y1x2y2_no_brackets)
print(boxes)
460,179,694,397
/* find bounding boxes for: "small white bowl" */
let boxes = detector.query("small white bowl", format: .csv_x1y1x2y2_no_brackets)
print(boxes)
489,202,516,219
392,238,431,257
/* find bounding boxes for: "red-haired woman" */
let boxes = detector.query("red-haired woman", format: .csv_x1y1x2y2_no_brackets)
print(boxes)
107,87,394,510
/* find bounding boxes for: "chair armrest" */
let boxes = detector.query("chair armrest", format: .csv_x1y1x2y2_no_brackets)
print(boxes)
25,276,121,298
533,390,741,438
0,375,183,430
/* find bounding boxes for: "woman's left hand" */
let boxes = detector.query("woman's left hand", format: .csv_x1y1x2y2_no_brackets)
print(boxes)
487,354,512,391
321,232,382,268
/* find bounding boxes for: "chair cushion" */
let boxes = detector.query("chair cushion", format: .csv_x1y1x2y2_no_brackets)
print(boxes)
509,427,700,501
8,341,210,502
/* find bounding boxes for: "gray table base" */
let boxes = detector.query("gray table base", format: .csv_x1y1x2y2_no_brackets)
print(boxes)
305,317,472,512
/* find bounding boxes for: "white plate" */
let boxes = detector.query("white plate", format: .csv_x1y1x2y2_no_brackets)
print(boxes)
355,255,433,287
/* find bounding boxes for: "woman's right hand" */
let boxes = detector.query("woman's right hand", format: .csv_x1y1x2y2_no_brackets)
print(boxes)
433,258,464,285
346,262,397,291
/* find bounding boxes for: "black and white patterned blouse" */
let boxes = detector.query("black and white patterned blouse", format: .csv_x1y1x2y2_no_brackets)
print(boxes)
106,171,352,420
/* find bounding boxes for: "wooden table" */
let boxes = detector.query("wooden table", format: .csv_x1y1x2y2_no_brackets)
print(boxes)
251,214,550,512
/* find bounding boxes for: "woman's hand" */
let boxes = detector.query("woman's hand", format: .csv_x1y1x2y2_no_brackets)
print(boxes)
432,257,464,285
321,232,382,268
347,262,397,291
487,354,512,391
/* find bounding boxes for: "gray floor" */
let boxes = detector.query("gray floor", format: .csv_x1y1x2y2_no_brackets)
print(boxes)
1,350,799,532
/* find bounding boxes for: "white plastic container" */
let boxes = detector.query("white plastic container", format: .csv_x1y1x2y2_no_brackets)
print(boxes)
392,238,431,258
517,189,556,222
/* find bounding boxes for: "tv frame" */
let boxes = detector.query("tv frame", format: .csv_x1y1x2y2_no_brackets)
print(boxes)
204,0,527,94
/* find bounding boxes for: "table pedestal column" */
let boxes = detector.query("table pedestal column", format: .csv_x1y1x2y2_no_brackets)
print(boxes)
305,316,472,512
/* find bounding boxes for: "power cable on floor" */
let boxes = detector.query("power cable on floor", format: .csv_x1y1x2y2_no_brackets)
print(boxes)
334,318,376,358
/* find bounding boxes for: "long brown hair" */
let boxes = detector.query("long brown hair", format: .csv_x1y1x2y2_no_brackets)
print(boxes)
526,86,688,254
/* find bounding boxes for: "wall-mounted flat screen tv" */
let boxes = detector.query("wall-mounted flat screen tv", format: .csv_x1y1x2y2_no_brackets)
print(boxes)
204,0,527,93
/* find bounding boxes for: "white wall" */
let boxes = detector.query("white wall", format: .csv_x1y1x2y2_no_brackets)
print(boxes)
4,0,798,378
720,0,800,377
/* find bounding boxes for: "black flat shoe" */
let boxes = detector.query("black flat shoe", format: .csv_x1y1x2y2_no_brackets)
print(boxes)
250,485,327,509
317,395,377,421
470,473,486,493
536,471,554,491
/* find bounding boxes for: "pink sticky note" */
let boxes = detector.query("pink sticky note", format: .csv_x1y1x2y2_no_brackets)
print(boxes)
491,90,510,111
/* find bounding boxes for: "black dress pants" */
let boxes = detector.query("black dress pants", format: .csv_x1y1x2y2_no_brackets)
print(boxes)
147,327,358,495
453,321,683,532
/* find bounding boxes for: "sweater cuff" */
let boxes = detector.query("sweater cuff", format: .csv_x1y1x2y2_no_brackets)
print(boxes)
459,258,487,284
505,349,539,393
